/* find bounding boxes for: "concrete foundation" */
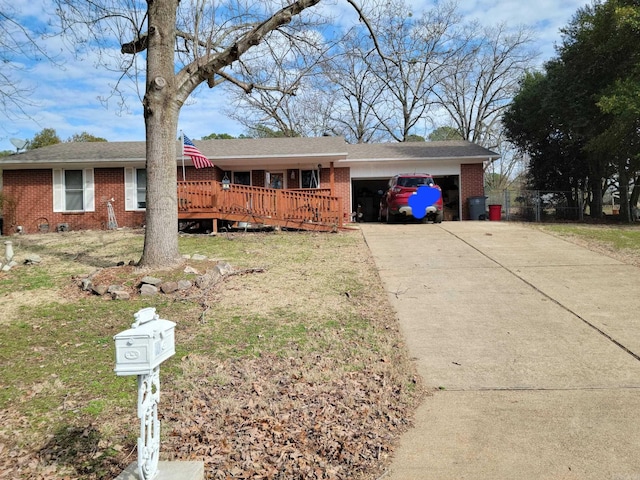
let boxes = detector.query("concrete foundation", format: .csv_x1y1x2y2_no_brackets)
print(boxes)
115,461,204,480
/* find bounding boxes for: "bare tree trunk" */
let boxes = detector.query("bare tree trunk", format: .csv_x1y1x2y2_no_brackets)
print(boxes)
139,0,182,268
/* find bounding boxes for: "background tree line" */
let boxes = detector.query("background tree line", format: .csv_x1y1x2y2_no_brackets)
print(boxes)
504,0,640,221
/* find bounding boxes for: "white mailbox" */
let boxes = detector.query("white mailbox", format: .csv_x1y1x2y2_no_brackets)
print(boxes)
114,307,176,376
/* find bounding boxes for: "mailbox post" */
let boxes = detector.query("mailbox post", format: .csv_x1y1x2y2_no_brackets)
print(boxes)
114,307,176,480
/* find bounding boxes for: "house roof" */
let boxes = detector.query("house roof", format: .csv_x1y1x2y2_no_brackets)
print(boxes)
200,136,347,159
0,141,148,167
0,136,498,170
343,141,498,163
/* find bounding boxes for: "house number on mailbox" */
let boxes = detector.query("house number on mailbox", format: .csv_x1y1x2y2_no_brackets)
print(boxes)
114,308,176,480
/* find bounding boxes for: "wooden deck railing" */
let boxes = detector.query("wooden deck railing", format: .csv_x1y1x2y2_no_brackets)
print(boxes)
177,181,343,230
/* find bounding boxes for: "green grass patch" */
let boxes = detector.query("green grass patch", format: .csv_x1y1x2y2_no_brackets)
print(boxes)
0,231,373,413
542,224,640,252
0,265,56,294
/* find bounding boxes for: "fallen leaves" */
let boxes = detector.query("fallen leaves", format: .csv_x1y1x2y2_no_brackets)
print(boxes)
162,353,420,479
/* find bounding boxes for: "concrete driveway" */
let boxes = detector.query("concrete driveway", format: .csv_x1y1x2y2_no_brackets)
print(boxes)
360,222,640,480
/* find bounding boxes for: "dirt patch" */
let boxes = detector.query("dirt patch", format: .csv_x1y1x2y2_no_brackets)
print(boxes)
0,290,69,325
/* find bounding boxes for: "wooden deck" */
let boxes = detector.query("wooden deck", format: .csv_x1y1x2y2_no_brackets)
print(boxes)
177,181,344,232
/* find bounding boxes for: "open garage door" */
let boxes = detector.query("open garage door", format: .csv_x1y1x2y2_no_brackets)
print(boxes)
351,175,460,222
352,179,388,222
436,175,460,221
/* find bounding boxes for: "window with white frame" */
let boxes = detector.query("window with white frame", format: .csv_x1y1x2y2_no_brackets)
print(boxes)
53,169,95,212
125,167,147,210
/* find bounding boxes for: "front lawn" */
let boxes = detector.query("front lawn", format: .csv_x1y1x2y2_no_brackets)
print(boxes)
0,229,421,479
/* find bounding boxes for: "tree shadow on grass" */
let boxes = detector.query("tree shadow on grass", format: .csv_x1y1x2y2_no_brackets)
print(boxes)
13,234,140,269
38,424,131,479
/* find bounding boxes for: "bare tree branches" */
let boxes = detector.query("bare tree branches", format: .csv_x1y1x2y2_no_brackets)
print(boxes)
434,22,539,148
0,2,56,124
227,0,536,148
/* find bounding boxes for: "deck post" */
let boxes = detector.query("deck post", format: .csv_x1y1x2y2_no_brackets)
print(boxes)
330,162,335,197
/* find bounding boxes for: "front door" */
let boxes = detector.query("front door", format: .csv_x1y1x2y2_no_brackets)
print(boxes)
269,172,284,189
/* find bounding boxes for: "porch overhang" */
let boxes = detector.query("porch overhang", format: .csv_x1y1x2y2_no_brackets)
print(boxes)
209,153,345,171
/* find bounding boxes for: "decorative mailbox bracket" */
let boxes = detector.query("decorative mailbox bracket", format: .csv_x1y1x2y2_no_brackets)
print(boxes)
114,308,176,480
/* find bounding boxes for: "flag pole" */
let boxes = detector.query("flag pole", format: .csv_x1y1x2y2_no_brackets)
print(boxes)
180,130,186,181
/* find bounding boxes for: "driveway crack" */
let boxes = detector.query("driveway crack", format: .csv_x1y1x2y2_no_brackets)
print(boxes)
440,226,640,363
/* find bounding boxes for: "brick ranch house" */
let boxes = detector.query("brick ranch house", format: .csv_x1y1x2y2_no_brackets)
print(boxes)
0,136,498,235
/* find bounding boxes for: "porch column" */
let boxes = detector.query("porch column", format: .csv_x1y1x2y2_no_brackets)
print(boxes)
330,162,335,196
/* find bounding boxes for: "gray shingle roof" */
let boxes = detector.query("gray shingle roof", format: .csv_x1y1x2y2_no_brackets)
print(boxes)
198,136,347,159
1,141,147,165
0,136,498,168
344,140,498,161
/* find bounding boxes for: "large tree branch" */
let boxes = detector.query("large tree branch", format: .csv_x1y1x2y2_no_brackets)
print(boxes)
175,0,321,103
342,0,387,62
121,32,148,54
211,68,300,95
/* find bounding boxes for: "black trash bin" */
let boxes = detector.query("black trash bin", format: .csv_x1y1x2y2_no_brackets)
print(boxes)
468,196,487,220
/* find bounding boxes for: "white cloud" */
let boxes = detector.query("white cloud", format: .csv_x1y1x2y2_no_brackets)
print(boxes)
458,0,587,59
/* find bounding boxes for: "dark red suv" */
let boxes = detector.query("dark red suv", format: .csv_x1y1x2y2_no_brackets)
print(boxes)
379,173,443,223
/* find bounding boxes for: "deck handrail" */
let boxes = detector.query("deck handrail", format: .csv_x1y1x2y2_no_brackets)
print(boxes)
177,181,343,228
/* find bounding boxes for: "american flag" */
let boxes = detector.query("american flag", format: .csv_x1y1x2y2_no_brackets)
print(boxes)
183,134,213,169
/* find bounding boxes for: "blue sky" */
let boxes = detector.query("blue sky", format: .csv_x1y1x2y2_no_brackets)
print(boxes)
1,0,589,152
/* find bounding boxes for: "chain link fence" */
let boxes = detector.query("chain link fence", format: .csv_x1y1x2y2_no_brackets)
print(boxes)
485,190,584,222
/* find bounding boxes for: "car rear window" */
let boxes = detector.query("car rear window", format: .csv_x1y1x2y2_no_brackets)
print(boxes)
397,177,434,187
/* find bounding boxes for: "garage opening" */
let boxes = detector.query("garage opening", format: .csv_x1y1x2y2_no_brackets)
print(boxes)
351,175,460,222
352,179,388,222
437,175,460,221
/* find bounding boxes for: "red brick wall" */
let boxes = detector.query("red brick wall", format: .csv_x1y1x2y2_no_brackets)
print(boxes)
2,169,53,234
95,168,145,230
252,170,266,188
180,166,220,182
0,166,221,235
320,166,351,222
460,163,485,220
287,169,299,188
1,168,150,234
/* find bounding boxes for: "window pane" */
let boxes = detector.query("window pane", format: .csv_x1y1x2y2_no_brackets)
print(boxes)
136,169,147,209
65,170,84,210
65,170,83,189
66,191,83,210
269,173,283,189
233,172,250,185
137,191,146,209
301,170,319,189
136,169,147,188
